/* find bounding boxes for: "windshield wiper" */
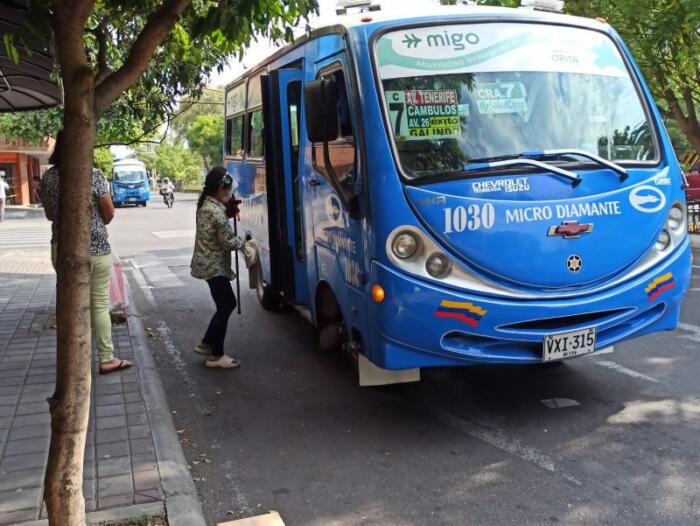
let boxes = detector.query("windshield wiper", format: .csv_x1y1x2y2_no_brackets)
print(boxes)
464,157,582,188
520,149,629,181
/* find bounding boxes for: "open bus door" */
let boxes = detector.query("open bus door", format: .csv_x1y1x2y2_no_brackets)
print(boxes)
261,69,310,306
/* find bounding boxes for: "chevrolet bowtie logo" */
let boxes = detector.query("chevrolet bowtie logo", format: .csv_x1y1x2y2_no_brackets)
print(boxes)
547,221,593,238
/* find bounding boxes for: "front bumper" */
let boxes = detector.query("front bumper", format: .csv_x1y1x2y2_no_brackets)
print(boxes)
368,239,691,369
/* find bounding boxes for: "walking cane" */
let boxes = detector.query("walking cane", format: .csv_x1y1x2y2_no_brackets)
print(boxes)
233,213,242,315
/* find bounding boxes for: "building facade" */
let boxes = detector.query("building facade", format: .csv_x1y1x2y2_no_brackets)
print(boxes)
0,137,53,206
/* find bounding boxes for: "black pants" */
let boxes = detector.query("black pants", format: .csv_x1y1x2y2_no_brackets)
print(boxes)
202,276,237,357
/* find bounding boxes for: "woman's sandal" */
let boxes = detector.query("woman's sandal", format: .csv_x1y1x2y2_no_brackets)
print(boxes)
205,355,240,369
194,342,213,356
99,359,132,375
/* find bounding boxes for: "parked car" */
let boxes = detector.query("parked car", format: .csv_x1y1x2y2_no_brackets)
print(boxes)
685,163,700,203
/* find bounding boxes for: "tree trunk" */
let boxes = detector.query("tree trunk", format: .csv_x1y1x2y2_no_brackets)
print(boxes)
44,3,97,524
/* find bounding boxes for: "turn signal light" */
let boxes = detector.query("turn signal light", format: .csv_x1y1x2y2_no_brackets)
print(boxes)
371,284,385,303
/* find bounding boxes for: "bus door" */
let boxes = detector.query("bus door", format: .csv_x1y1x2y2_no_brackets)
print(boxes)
262,68,310,306
304,61,366,325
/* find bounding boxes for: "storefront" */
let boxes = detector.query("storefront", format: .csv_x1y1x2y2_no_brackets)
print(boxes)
0,138,52,206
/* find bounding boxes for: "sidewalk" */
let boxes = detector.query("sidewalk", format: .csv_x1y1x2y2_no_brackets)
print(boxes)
0,248,204,525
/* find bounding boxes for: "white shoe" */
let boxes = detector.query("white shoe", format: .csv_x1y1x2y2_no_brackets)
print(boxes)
205,355,241,369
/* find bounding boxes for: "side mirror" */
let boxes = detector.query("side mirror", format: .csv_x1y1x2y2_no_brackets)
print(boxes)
304,79,339,143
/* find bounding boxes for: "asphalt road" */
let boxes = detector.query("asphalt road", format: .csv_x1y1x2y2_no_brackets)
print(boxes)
110,193,700,526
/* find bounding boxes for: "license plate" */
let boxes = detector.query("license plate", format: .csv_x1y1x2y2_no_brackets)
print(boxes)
129,197,137,201
543,327,596,362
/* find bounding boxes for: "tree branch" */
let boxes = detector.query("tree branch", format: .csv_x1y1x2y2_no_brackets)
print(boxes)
93,22,111,85
94,0,192,117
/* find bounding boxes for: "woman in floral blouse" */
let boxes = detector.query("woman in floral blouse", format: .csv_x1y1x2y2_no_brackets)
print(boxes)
191,167,247,368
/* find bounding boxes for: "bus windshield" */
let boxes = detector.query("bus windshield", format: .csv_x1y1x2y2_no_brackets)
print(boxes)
375,23,656,179
114,170,146,182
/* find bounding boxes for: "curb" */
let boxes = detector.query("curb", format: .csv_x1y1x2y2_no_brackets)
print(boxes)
125,279,207,526
5,206,45,219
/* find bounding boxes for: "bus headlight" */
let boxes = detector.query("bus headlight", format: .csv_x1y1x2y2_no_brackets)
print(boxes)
392,232,420,259
667,204,684,231
655,229,671,251
426,252,451,278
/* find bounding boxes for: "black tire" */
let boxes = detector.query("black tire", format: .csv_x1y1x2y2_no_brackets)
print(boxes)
256,266,281,310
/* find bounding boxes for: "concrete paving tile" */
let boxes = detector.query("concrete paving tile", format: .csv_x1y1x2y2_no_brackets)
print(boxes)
97,473,133,498
129,438,154,455
0,507,39,524
0,416,12,430
84,461,96,481
124,392,141,403
96,404,126,418
16,401,49,415
122,382,139,393
0,367,27,378
0,451,47,472
131,453,157,473
0,387,19,396
125,402,146,415
96,415,126,430
28,367,55,375
96,427,127,445
0,376,24,386
133,468,160,492
12,413,50,428
8,424,50,440
95,394,124,407
0,406,14,418
96,440,129,460
26,373,55,385
0,468,43,492
127,424,149,440
126,412,147,427
0,486,42,513
98,456,132,478
98,493,134,509
18,391,51,403
21,383,54,394
3,436,50,456
95,384,123,396
95,373,123,386
83,478,95,502
134,492,160,504
30,359,54,368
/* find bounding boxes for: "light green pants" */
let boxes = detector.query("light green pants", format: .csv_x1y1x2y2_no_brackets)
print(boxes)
51,244,115,363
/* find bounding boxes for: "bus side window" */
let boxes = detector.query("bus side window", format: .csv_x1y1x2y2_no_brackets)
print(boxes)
248,109,265,159
226,115,244,157
312,68,355,194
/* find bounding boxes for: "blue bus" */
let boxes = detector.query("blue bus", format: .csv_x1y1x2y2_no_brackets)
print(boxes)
111,158,151,207
224,3,691,385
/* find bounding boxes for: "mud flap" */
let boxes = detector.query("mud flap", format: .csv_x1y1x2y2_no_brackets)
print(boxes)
358,354,420,387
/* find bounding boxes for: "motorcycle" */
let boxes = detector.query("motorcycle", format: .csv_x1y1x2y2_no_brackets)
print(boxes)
159,188,174,208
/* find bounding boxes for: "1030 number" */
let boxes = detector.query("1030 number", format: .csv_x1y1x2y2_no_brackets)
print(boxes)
443,204,495,233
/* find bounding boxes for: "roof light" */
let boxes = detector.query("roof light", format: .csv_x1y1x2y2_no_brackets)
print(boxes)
336,0,381,15
520,0,565,13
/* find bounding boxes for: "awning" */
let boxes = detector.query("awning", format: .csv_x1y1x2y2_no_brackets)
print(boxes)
0,1,61,112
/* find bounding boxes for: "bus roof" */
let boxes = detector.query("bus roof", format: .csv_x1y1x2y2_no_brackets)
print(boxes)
225,4,607,89
113,158,146,169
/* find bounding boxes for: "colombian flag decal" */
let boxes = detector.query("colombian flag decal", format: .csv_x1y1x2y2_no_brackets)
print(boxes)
645,272,675,302
434,300,487,328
